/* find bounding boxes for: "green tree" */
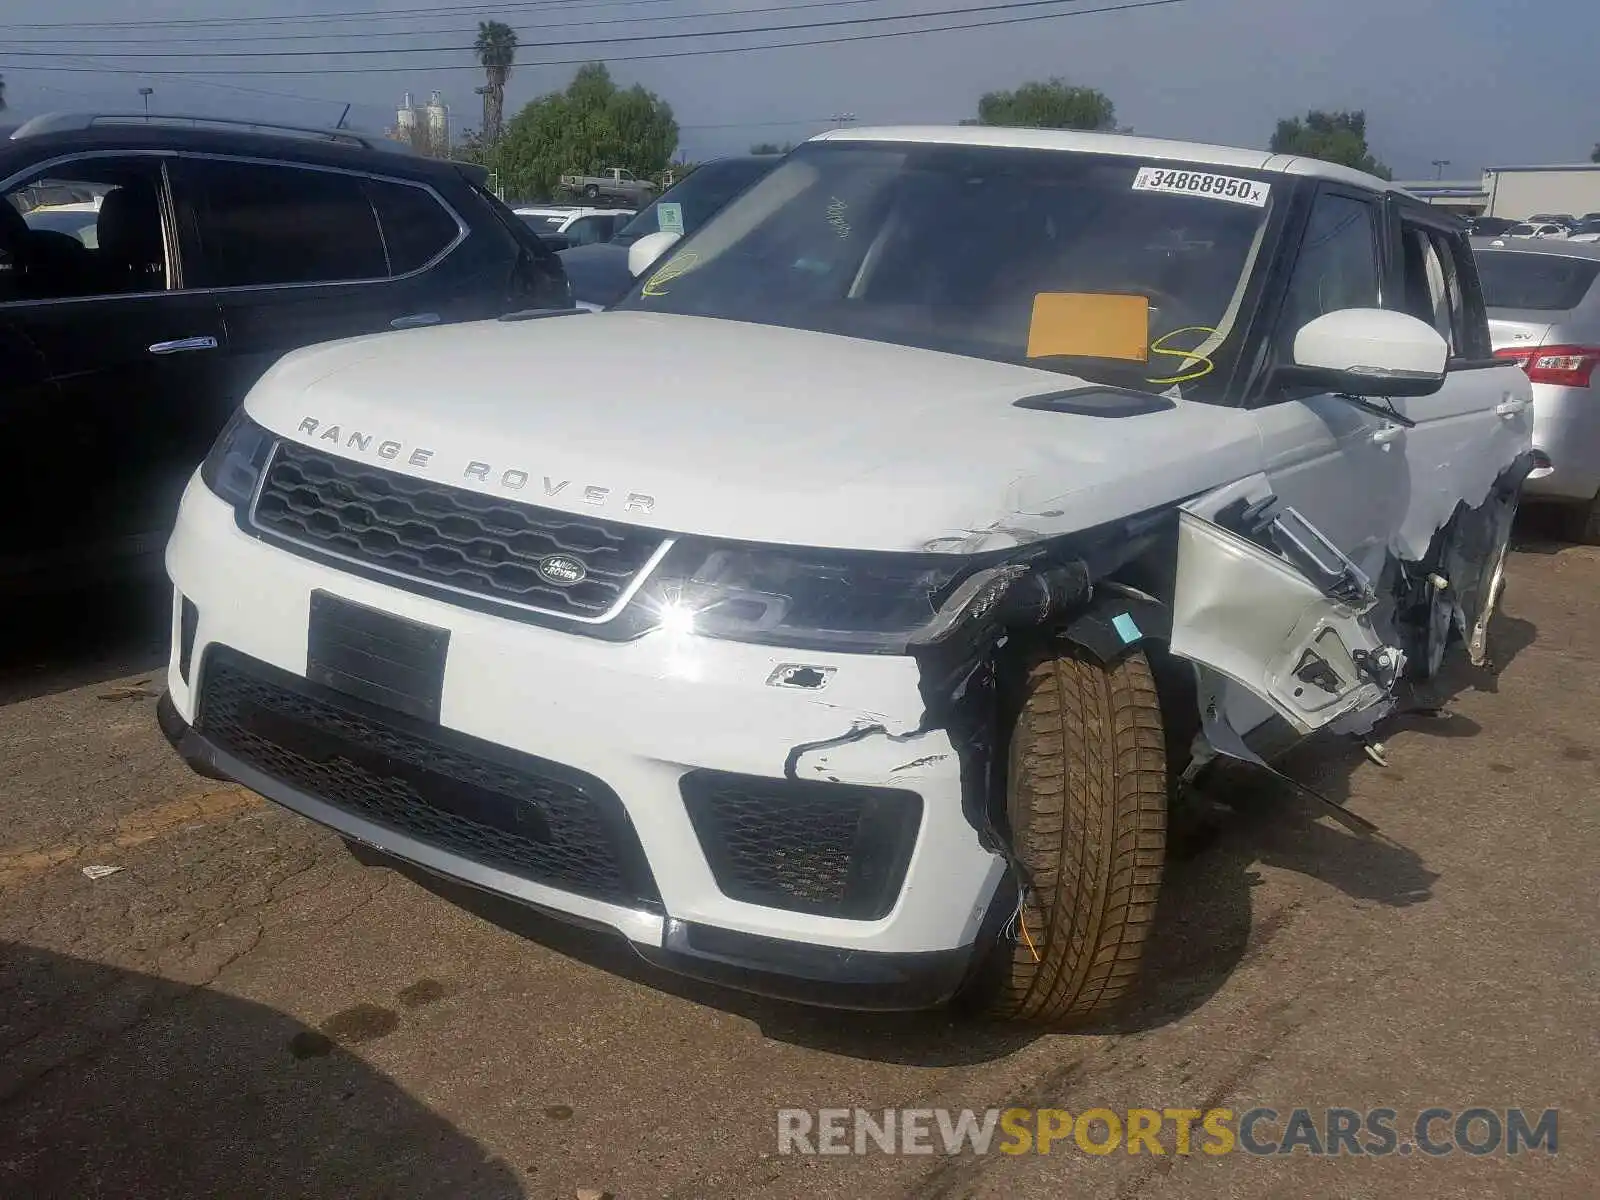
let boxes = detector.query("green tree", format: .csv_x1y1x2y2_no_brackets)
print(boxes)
490,63,678,201
749,141,795,155
1270,110,1392,179
474,20,518,146
971,78,1117,131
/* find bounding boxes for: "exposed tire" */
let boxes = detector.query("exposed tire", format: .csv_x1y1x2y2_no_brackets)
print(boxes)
583,184,600,201
982,646,1167,1027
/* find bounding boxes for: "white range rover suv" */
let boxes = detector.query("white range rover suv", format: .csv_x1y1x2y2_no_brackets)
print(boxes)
159,126,1534,1026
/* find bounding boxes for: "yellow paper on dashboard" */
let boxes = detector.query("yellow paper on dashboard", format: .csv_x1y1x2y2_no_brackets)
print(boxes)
1026,292,1150,362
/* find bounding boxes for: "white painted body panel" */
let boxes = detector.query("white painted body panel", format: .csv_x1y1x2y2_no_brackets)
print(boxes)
244,311,1269,553
165,481,1004,956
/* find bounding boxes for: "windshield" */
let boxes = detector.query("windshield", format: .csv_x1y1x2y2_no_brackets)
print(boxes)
1506,224,1538,236
612,158,778,246
616,142,1278,396
24,208,100,247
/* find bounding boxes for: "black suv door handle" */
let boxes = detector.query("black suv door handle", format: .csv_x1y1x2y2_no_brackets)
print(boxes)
390,312,441,330
149,336,219,355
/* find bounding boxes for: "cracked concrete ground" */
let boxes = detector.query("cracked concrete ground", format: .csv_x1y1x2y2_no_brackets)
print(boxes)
1,525,1596,1199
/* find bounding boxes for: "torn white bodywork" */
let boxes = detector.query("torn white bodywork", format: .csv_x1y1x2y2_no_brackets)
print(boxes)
1170,509,1399,736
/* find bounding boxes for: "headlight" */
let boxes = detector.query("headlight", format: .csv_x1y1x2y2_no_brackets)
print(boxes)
628,541,978,653
199,409,275,507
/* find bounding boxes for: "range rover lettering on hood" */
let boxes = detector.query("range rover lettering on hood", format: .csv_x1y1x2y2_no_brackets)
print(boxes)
295,416,657,514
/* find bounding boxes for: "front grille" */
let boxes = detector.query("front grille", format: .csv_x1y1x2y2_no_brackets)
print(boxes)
251,441,665,619
681,771,922,920
198,649,659,909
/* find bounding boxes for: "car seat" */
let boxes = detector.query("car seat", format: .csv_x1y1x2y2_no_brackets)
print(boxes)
96,185,166,293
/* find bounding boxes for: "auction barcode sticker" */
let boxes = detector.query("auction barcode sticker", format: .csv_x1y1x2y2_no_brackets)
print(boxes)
1132,166,1271,207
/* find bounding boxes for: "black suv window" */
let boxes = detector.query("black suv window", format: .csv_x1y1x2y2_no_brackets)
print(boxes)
189,158,387,287
366,178,460,275
1,156,171,302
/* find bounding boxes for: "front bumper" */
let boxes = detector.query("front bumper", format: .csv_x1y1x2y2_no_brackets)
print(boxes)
161,478,1005,1010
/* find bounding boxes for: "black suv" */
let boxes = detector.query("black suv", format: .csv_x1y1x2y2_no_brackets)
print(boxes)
0,113,571,593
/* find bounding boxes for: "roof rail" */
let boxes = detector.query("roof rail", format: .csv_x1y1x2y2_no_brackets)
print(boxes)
8,112,412,153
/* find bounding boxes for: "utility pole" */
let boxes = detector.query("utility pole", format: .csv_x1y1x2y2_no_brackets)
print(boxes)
1432,158,1451,180
138,87,153,120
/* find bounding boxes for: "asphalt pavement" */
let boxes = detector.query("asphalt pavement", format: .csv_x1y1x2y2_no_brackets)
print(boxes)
1,522,1595,1199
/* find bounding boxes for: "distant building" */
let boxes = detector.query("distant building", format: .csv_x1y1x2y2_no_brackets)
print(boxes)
1397,163,1600,221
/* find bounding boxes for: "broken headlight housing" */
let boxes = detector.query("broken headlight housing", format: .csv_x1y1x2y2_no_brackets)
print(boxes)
626,540,982,653
199,409,275,507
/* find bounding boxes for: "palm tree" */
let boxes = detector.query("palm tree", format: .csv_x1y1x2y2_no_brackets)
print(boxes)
474,21,517,146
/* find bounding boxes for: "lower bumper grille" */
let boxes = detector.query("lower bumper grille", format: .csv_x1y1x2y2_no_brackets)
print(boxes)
680,771,922,920
197,649,659,909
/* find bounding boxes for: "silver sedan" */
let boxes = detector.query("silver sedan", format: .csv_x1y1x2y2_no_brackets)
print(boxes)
1475,238,1600,542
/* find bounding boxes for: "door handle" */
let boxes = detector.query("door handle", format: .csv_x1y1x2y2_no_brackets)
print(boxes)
1495,396,1531,418
1370,423,1404,447
148,336,219,355
390,312,441,330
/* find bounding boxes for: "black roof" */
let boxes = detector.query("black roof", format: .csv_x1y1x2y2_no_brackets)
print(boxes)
2,122,478,185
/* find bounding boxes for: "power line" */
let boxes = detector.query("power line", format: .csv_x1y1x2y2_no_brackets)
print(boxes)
0,0,733,31
4,50,373,110
0,0,1158,59
0,0,896,44
0,0,1185,75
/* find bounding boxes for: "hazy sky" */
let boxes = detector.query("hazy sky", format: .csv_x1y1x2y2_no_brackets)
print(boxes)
3,0,1595,178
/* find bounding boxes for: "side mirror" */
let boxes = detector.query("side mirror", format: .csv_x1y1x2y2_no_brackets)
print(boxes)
1283,308,1449,398
628,230,681,278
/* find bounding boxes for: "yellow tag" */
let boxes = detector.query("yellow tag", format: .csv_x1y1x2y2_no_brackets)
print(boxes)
1026,293,1150,362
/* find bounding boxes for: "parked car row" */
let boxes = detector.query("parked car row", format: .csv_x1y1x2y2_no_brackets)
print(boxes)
1469,213,1600,243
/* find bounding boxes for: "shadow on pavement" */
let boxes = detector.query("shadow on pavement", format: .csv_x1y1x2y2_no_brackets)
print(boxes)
1510,504,1587,556
1098,604,1536,1034
0,942,523,1199
0,575,171,708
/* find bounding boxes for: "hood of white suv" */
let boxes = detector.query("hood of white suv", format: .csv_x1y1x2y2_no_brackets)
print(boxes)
246,311,1264,552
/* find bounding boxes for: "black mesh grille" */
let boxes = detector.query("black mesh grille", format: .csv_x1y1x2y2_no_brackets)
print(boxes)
198,650,659,909
681,771,921,920
251,442,664,618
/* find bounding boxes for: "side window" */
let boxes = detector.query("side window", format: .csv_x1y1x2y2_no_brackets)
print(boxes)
1397,222,1456,350
1,157,171,303
189,159,386,287
1278,192,1382,354
365,178,460,275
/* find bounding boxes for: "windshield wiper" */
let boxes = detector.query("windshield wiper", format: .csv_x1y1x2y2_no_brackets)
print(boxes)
1331,391,1417,428
498,307,591,323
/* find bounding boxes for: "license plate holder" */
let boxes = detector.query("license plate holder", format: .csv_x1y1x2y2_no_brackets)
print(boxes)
306,591,449,722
